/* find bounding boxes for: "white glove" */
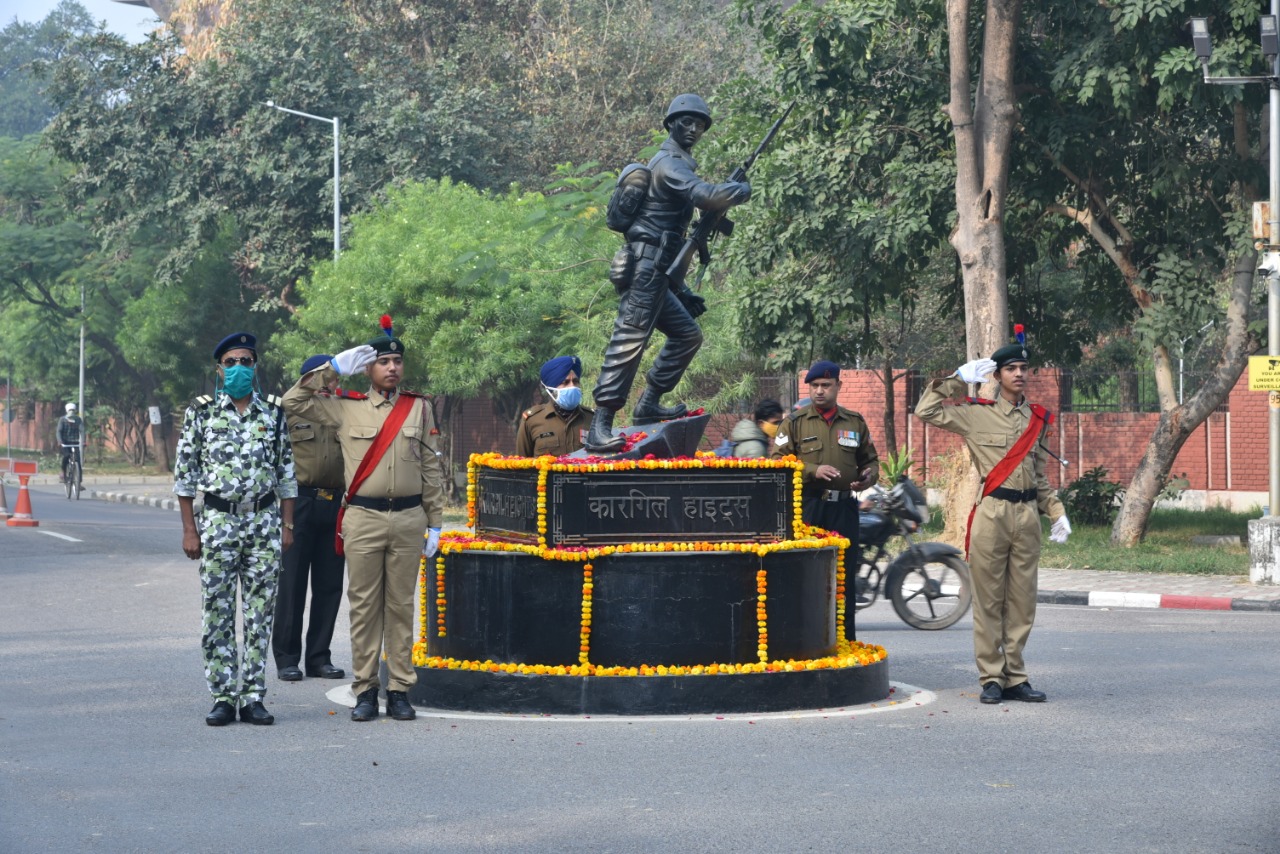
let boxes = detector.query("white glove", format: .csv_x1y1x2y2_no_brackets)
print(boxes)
423,527,442,558
1050,515,1072,544
957,358,997,384
330,344,377,376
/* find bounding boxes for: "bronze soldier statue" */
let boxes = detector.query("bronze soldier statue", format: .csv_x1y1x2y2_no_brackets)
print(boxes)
585,94,752,452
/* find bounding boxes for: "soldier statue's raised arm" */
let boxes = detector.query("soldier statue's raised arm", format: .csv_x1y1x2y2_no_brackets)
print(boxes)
585,94,752,452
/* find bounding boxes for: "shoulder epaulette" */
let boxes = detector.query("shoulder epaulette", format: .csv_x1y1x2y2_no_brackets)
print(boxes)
966,396,997,405
522,408,535,420
194,394,214,407
333,388,367,400
264,393,283,408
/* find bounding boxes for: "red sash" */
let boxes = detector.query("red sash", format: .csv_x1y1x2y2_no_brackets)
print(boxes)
964,401,1053,558
335,393,417,556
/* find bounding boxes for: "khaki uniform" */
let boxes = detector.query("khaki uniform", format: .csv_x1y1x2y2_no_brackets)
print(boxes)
283,368,446,696
516,403,592,457
272,411,346,672
914,375,1065,689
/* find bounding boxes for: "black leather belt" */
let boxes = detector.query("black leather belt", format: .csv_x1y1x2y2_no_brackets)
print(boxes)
989,486,1037,503
819,489,855,502
204,492,276,514
347,494,422,512
298,484,339,501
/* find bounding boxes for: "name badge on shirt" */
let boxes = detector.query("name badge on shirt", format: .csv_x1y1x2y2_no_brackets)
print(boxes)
837,430,860,448
580,428,589,444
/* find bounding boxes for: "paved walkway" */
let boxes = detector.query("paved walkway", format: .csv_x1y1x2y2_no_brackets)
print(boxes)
11,474,1279,611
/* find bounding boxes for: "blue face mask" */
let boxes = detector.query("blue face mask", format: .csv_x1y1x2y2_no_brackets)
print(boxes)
548,385,582,410
222,364,255,399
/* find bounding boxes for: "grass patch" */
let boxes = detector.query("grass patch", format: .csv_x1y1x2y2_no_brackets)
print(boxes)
925,505,1252,576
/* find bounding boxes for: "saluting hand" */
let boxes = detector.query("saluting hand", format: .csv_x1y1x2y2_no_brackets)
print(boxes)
330,344,378,376
956,358,997,384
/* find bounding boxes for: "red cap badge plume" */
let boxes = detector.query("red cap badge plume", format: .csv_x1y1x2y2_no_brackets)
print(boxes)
1014,323,1025,346
380,314,394,338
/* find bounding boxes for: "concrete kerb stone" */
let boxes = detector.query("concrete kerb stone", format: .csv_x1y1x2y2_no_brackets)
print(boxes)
1039,588,1280,612
88,489,179,512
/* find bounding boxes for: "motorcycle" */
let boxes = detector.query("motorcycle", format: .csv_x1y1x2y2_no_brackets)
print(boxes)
852,476,973,630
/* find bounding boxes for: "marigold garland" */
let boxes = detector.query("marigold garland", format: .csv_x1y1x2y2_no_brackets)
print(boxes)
756,568,768,663
579,563,593,665
435,555,447,637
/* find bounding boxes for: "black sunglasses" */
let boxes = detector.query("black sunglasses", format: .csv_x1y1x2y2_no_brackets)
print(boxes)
220,357,256,367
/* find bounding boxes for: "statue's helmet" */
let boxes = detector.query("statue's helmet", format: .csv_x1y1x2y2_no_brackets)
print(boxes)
663,93,713,130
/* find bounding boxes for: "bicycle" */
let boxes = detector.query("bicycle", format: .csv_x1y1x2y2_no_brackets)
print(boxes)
62,443,83,500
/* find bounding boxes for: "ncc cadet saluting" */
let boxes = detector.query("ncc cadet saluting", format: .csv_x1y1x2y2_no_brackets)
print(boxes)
771,360,879,614
914,332,1071,705
272,354,348,683
174,332,296,727
283,317,446,723
517,355,592,457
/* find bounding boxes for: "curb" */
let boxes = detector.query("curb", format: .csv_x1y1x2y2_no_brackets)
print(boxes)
88,489,180,512
1039,589,1280,612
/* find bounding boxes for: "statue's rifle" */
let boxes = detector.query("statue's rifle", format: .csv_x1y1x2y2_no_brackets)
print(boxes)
665,100,795,288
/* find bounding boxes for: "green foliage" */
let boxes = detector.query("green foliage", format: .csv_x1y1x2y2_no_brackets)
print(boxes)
0,1,97,136
1060,466,1126,526
878,447,914,485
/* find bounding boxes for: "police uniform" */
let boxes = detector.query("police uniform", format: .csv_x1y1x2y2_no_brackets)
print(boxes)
517,402,592,457
914,352,1065,693
174,334,296,715
281,347,446,703
272,355,348,679
771,402,879,545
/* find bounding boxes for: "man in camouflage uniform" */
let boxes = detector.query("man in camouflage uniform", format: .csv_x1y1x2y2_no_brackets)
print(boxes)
914,343,1071,705
175,332,296,727
585,93,752,452
517,355,592,457
771,360,879,623
272,354,348,682
283,323,446,723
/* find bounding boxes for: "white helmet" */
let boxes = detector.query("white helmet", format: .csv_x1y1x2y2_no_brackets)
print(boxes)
65,403,76,412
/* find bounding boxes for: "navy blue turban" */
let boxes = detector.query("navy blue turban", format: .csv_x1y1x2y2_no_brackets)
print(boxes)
300,354,333,375
540,355,582,387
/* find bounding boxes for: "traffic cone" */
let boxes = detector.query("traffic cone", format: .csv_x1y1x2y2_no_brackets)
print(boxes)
0,479,10,520
6,474,38,527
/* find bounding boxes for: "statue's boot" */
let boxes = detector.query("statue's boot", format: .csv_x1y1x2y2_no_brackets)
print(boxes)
631,388,687,425
584,408,626,453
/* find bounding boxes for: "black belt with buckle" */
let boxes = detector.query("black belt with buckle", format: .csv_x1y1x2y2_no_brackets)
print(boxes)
819,489,855,502
298,484,339,501
347,494,422,512
989,486,1037,503
204,492,276,514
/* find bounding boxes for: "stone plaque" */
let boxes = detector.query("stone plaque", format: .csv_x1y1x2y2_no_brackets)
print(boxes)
475,470,540,541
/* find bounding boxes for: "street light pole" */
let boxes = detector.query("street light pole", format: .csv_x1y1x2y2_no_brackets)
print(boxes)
264,101,341,260
1193,10,1280,517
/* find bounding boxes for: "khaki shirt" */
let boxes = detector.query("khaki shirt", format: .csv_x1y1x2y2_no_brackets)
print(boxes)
914,375,1064,521
282,367,446,527
516,403,592,457
287,405,345,490
770,404,879,493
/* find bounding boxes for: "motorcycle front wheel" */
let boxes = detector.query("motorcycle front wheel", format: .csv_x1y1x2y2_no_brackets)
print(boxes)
888,554,973,630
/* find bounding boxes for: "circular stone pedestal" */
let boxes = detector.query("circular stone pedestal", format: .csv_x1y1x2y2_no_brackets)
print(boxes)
411,546,889,715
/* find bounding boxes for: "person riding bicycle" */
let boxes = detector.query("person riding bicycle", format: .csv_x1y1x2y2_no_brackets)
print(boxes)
57,402,84,484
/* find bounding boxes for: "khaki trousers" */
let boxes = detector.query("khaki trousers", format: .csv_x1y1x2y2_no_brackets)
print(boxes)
967,496,1040,688
341,504,426,695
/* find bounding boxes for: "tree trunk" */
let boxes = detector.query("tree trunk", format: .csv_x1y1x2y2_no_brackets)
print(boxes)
879,351,897,453
941,0,1023,540
1111,250,1259,545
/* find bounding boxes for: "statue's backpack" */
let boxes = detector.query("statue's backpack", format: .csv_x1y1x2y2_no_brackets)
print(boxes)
605,163,650,233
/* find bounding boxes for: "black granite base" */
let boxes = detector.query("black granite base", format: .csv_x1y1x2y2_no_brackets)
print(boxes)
408,657,889,715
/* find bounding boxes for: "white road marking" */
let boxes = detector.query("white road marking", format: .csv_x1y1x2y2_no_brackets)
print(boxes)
38,530,82,543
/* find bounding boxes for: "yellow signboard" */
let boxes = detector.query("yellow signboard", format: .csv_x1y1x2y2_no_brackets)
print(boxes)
1249,355,1280,390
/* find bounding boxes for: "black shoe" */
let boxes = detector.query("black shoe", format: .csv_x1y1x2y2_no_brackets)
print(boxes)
238,701,275,725
278,665,304,681
631,389,687,425
351,688,380,722
1002,682,1047,703
385,690,416,721
205,700,237,726
583,408,625,453
305,663,345,679
980,682,1003,704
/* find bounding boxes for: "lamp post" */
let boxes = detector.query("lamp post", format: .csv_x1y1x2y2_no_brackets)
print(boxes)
264,101,341,260
1191,11,1280,519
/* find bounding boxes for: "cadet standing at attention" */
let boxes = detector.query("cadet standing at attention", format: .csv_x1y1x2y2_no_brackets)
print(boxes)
517,355,592,457
283,317,446,723
174,332,296,727
914,333,1070,705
